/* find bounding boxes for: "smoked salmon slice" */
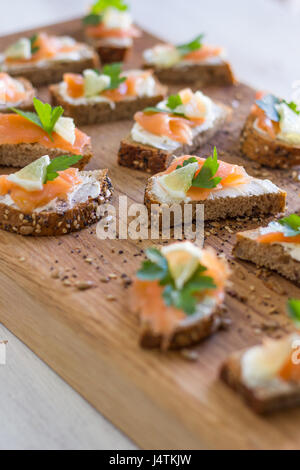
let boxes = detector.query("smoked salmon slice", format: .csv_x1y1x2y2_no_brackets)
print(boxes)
0,73,27,103
257,232,300,244
0,114,90,154
86,24,140,39
0,167,81,213
183,45,223,62
251,91,280,139
134,111,193,144
64,73,84,99
163,155,250,200
278,352,300,382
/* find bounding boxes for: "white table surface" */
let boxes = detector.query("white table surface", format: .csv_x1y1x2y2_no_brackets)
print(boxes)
0,0,299,450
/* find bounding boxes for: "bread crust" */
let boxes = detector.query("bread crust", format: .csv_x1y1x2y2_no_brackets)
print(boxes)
0,77,36,113
143,61,235,86
49,80,168,126
144,177,286,222
220,350,300,414
240,114,300,168
233,228,300,284
140,304,223,350
118,103,231,173
3,46,100,87
85,35,130,64
0,169,113,237
0,141,92,169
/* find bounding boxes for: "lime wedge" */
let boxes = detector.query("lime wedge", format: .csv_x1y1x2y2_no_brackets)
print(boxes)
7,155,50,191
84,70,111,98
5,38,31,60
158,162,198,200
162,242,201,289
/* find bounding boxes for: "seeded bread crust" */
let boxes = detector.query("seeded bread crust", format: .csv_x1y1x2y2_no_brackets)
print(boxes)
49,80,168,126
143,61,235,86
0,77,36,113
144,177,286,222
0,169,112,237
240,114,300,168
140,304,224,350
220,349,300,414
233,228,300,284
3,46,100,87
118,103,231,173
0,141,92,169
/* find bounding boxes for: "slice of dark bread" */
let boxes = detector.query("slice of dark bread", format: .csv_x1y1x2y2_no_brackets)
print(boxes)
3,45,100,87
0,169,112,236
140,304,224,350
49,80,168,126
0,77,36,113
240,114,300,168
85,35,131,64
233,227,300,284
144,176,286,222
143,61,235,86
220,348,300,414
118,103,231,173
0,140,92,169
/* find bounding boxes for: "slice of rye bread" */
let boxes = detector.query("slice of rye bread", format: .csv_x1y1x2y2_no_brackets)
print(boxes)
233,227,300,284
220,349,300,414
0,169,113,236
0,77,36,113
49,80,168,126
140,304,224,350
143,61,235,86
240,114,300,168
3,46,100,87
0,140,92,169
118,103,231,173
144,178,286,222
85,35,131,64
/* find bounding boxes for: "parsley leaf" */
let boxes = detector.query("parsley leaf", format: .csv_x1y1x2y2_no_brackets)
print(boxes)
177,34,204,57
45,155,83,182
176,157,198,169
166,93,183,110
83,13,102,25
191,147,222,189
287,299,300,329
30,34,40,55
283,100,300,115
278,214,300,237
102,63,127,90
136,246,215,315
91,0,128,14
11,98,64,141
255,94,281,122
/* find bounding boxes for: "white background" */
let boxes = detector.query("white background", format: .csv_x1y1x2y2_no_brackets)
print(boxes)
0,0,299,450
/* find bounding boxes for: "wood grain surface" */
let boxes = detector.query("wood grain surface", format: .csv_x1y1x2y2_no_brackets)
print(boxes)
0,18,300,450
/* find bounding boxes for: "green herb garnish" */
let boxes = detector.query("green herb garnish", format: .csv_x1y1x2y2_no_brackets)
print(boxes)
45,155,83,182
102,63,127,90
287,299,300,329
176,157,198,170
190,147,222,189
30,34,40,55
166,93,183,110
83,13,102,25
91,0,128,14
278,214,300,237
177,34,204,57
256,94,300,122
11,98,64,141
137,247,215,315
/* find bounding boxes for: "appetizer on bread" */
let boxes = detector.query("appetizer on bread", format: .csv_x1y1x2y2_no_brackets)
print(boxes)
83,0,141,64
0,155,112,236
118,88,231,173
131,241,230,350
240,91,300,168
221,299,300,414
0,98,92,168
233,213,300,284
0,72,35,113
50,64,167,125
143,34,235,86
144,149,286,222
0,33,99,87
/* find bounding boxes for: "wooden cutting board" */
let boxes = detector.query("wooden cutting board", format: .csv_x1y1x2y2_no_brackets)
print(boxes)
1,18,300,450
